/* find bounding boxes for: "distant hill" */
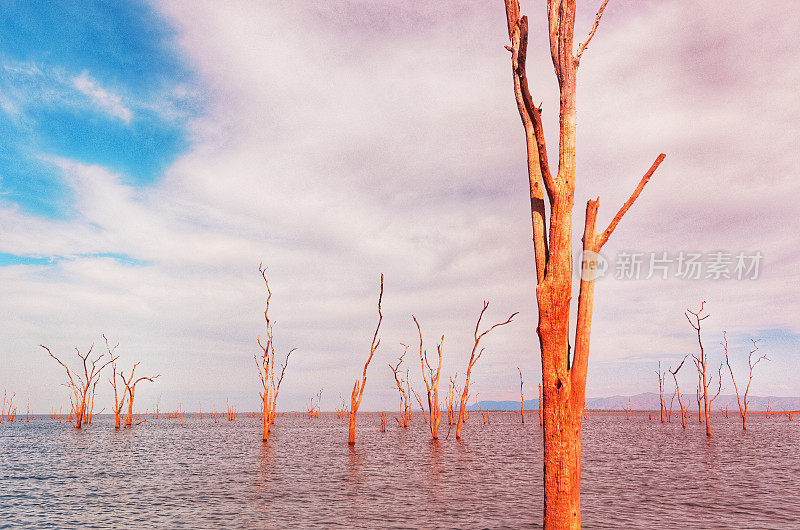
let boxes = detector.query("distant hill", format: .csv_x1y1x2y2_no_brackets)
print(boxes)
467,392,800,411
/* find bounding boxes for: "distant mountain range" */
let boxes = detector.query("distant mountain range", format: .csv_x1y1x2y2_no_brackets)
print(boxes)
467,392,800,411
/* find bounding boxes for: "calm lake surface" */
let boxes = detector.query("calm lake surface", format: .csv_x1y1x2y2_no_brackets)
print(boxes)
1,412,798,528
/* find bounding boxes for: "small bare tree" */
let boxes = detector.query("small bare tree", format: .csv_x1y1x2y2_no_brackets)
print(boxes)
456,302,516,439
723,332,768,430
411,387,428,424
348,274,383,445
389,345,411,428
255,264,295,440
120,363,159,428
517,367,525,424
669,355,689,429
104,335,129,429
687,302,722,436
414,316,443,440
41,344,116,428
656,361,666,422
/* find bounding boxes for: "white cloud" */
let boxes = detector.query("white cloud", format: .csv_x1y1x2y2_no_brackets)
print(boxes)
72,71,133,124
1,1,799,413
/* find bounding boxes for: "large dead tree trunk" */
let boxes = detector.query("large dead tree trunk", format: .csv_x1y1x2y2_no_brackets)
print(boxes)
502,1,665,526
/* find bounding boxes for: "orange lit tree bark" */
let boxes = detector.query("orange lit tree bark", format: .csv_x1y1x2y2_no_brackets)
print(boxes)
518,367,525,424
348,274,383,445
120,363,159,428
414,316,442,439
456,302,516,439
723,332,768,430
41,344,116,429
538,383,543,428
503,1,665,525
256,264,296,440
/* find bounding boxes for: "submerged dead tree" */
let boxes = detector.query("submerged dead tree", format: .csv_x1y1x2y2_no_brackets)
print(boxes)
389,344,411,427
456,302,516,439
256,264,295,440
348,274,383,445
120,363,159,428
669,355,689,429
41,343,116,428
411,387,428,424
104,334,129,429
723,332,768,430
687,302,722,436
502,0,665,525
414,316,443,440
518,367,525,424
656,361,666,422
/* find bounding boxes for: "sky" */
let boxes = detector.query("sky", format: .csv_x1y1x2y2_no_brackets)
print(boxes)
1,1,799,413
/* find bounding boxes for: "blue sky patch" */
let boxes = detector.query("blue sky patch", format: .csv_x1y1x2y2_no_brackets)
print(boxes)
0,251,146,267
0,0,199,219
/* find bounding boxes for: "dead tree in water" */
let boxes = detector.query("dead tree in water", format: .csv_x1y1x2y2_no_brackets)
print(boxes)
85,378,103,424
120,363,159,428
723,332,768,430
411,387,428,424
414,316,443,439
695,371,703,422
669,355,689,429
348,274,383,445
105,335,127,429
446,375,458,426
456,302,517,439
666,391,676,422
656,361,666,422
256,264,296,440
307,389,322,419
517,367,525,424
41,344,116,428
475,394,489,424
389,345,411,427
1,391,15,423
687,302,722,436
502,1,665,524
623,399,631,420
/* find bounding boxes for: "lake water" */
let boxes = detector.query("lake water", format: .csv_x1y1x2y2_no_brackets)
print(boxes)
1,412,798,528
